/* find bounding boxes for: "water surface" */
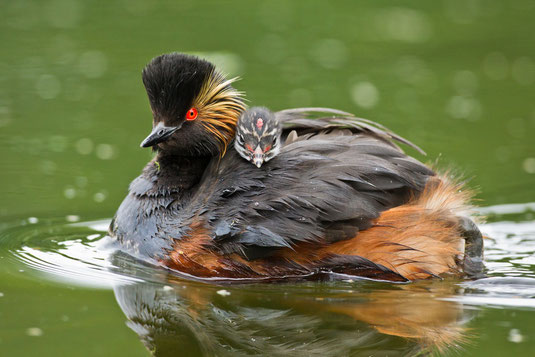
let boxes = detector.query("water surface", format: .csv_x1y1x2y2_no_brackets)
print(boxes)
1,205,535,356
1,0,534,356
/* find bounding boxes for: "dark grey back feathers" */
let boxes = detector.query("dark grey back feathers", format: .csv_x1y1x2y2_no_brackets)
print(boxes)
111,107,435,261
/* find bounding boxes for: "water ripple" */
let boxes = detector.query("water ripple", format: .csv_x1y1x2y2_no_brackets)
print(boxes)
1,202,534,309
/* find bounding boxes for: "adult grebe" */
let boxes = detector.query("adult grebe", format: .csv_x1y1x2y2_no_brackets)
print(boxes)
109,53,484,282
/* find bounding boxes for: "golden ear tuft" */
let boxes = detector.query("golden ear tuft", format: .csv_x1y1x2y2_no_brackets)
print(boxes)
193,71,246,156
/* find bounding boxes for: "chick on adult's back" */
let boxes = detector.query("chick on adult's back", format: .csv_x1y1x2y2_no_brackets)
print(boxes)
235,107,281,168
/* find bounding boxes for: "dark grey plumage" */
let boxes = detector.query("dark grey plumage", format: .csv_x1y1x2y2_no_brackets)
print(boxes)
111,105,434,262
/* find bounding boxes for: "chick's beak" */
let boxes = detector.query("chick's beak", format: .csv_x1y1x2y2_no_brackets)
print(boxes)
253,145,264,168
140,121,182,148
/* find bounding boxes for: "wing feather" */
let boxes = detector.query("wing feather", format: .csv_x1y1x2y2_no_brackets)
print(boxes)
276,107,425,155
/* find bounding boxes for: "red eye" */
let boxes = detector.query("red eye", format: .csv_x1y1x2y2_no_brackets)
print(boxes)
264,145,271,152
246,144,254,152
186,107,198,121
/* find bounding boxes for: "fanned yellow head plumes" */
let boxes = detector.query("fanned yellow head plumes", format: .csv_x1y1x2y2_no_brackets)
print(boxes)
193,71,246,156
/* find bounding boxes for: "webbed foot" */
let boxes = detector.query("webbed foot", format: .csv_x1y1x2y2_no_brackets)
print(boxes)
458,216,486,279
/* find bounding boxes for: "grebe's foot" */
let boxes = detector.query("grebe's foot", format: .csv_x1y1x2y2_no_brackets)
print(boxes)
459,216,486,279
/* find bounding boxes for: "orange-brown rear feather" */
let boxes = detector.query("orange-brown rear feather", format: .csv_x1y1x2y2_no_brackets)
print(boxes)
164,176,477,281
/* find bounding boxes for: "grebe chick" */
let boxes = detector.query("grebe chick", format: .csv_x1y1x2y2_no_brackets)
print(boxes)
235,107,281,168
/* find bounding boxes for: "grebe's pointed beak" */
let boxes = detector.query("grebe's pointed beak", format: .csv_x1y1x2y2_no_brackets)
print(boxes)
140,122,182,148
253,145,264,168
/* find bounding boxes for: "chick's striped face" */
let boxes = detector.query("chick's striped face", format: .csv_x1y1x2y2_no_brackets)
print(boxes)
235,107,281,168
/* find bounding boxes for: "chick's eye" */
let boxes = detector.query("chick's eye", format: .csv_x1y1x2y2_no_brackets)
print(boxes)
186,108,198,121
264,144,271,152
245,144,254,152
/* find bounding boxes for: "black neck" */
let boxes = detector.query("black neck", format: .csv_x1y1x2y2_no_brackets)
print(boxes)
150,153,212,193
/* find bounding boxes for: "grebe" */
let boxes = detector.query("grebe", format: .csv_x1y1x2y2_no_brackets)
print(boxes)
235,107,281,168
109,53,484,282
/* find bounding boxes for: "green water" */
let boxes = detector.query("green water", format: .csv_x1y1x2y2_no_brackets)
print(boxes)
1,1,535,356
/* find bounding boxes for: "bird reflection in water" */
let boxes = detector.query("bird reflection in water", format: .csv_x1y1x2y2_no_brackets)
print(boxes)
111,255,474,356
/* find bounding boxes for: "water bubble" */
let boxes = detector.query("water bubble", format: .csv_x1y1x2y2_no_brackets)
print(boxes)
28,217,39,224
522,158,535,174
63,187,76,199
66,215,80,222
75,138,93,155
376,8,432,43
96,144,115,160
311,39,348,69
93,191,107,203
446,96,482,120
351,82,379,109
35,74,61,99
26,327,43,337
511,57,535,85
217,289,231,296
508,328,524,343
78,51,108,79
453,70,478,95
483,52,509,80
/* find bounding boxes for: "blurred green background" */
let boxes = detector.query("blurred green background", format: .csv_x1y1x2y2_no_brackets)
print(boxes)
1,0,534,220
1,0,534,356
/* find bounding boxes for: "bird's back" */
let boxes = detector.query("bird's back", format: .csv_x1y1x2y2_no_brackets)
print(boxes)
201,130,434,259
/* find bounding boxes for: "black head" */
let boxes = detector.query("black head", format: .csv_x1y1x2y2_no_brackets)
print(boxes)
234,107,281,168
140,53,245,156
